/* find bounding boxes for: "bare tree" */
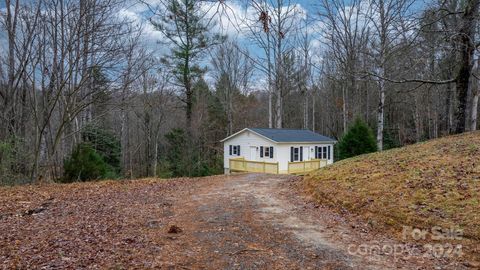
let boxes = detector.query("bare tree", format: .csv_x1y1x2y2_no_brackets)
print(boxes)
365,0,415,150
0,0,145,181
242,0,301,128
454,0,480,133
211,40,254,135
318,0,370,134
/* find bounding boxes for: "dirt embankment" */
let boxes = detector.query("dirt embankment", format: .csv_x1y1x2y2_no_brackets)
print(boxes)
304,131,480,267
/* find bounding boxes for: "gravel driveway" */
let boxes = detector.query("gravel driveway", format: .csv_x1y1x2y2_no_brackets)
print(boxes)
1,174,439,269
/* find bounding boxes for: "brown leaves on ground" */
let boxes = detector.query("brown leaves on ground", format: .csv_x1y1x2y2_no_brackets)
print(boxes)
303,131,480,264
0,176,222,269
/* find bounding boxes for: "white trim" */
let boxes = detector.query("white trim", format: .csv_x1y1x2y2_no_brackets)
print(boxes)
220,128,248,142
220,128,277,143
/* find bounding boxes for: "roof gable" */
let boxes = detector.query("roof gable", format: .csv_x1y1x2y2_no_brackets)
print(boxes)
220,128,277,143
221,128,336,143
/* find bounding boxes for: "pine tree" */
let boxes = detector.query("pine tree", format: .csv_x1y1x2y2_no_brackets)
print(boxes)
63,143,115,182
337,118,377,160
151,0,224,130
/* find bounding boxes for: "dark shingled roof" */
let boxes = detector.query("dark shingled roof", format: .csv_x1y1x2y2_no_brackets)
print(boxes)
249,128,336,143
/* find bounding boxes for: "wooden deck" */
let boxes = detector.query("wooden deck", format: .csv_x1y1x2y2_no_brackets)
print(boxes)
229,158,327,175
229,157,279,174
287,159,327,175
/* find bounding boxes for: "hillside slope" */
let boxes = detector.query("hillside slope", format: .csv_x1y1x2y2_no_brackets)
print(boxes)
304,131,480,262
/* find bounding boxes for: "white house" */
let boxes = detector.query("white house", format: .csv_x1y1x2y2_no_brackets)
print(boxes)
221,128,336,174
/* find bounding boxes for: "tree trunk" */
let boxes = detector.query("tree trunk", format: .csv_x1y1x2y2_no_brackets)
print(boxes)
377,76,385,151
267,34,273,129
472,86,479,131
414,93,422,142
342,83,347,133
185,81,193,131
4,0,20,140
152,140,158,177
227,85,233,135
311,93,315,132
471,56,479,131
303,91,308,129
268,91,273,128
454,0,480,133
275,90,282,128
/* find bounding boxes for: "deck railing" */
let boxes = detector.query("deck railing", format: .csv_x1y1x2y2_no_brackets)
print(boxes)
287,159,327,174
229,157,279,174
229,157,328,175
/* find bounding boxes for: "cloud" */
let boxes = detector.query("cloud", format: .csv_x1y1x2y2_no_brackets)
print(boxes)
118,4,163,42
117,0,327,88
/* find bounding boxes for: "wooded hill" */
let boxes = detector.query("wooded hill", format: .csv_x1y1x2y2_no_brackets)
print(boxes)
1,0,479,184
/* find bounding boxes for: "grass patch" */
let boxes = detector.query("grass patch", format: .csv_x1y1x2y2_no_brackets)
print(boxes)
304,131,480,262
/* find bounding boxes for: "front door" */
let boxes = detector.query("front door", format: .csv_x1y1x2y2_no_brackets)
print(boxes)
250,146,257,161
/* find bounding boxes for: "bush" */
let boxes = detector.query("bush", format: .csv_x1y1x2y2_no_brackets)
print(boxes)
0,137,31,185
337,118,377,160
383,127,401,150
0,141,15,185
165,128,188,177
164,128,223,177
63,143,115,182
81,124,121,173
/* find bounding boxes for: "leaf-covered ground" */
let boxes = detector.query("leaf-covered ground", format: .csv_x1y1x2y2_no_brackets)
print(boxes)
0,177,206,269
304,131,480,266
0,173,447,269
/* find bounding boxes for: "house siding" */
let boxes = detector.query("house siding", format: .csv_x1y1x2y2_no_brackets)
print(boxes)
276,143,334,172
223,129,335,174
223,130,275,173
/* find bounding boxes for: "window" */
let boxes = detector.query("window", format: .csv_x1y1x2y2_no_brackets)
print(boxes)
291,147,303,162
294,148,299,161
229,145,241,156
315,146,329,159
260,146,274,158
315,146,322,159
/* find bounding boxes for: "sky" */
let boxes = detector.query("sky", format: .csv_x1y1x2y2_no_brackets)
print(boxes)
0,0,323,91
0,0,428,90
118,0,325,89
120,0,321,48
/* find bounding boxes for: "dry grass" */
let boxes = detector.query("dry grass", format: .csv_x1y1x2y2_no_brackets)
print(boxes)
304,131,480,261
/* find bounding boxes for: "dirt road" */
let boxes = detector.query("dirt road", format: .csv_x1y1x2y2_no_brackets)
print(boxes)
0,174,444,269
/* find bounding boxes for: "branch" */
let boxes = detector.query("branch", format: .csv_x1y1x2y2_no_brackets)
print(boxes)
367,71,456,85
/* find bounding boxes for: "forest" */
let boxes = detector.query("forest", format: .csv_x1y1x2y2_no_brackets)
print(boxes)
0,0,479,184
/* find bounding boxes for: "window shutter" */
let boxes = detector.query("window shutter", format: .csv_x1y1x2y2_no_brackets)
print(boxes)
229,145,232,155
270,147,273,158
328,145,331,160
237,145,241,156
300,146,303,161
260,146,263,158
315,146,318,159
290,147,294,162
